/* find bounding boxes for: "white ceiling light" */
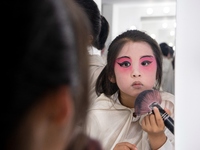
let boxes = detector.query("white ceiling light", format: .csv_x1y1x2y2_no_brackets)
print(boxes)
129,25,137,30
170,30,175,36
169,42,173,47
146,8,153,15
173,46,176,51
174,22,177,28
150,34,156,39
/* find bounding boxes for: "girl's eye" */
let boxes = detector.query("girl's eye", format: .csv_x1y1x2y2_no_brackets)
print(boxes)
141,60,152,66
117,61,131,67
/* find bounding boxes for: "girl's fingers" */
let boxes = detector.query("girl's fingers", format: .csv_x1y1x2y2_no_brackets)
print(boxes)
142,107,165,132
114,142,137,150
125,142,137,150
153,107,165,128
149,112,157,126
142,114,150,127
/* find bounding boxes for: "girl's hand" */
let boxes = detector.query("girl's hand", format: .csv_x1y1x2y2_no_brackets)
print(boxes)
141,107,168,150
113,142,137,150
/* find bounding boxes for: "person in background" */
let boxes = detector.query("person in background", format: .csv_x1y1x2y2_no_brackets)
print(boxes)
169,46,175,93
169,46,175,70
74,0,101,52
159,42,174,94
2,0,102,149
97,15,110,60
89,15,110,105
74,0,109,105
86,30,174,150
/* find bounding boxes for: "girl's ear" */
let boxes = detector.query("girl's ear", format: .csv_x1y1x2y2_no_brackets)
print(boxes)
44,86,74,126
109,76,116,83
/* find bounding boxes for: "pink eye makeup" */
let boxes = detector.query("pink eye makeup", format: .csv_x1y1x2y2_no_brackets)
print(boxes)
115,56,132,68
114,55,157,73
139,55,157,71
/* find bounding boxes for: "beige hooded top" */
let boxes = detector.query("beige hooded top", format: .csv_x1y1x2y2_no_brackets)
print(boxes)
88,46,106,106
86,91,174,150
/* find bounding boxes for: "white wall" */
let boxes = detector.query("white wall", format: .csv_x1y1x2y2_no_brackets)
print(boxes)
175,0,200,149
102,2,176,48
94,0,102,13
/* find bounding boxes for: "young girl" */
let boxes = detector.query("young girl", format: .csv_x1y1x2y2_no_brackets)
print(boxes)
86,30,174,150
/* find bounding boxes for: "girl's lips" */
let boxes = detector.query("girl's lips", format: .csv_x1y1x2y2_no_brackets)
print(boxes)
132,81,143,88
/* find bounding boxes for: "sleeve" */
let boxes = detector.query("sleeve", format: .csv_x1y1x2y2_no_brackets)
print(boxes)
85,111,102,141
137,121,174,150
158,92,175,150
158,136,174,150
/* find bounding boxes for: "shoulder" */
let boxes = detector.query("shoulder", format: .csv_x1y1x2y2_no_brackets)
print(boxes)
89,55,106,66
160,91,174,104
89,93,113,110
89,92,127,110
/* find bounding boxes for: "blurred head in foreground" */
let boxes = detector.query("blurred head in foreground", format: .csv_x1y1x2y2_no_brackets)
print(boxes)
2,0,91,149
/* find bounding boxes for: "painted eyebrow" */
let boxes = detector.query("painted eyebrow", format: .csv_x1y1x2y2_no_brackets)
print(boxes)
116,56,130,60
140,55,154,59
116,55,154,60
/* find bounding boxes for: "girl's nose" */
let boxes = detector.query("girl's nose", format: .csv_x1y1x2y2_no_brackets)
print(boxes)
133,73,141,77
131,66,141,77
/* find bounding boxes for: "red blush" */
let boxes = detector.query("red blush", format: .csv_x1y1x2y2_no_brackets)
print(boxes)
115,57,132,72
139,57,157,72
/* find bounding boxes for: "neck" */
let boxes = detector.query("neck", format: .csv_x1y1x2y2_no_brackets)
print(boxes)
119,91,137,108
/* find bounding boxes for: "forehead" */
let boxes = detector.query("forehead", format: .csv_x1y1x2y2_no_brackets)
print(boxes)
117,41,154,58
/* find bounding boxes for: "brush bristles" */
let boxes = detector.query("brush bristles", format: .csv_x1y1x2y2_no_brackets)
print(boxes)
134,90,161,116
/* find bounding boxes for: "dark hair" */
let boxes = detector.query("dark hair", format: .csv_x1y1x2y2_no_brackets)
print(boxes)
74,0,101,49
95,15,110,50
2,0,90,148
96,30,163,97
169,46,174,57
159,42,170,57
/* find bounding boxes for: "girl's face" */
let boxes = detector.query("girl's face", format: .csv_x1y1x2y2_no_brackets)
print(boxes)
113,41,157,107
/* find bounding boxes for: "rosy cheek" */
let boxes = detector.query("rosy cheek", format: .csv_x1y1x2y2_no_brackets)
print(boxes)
140,61,157,72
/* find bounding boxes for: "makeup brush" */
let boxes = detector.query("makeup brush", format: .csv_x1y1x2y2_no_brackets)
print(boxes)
134,90,174,134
